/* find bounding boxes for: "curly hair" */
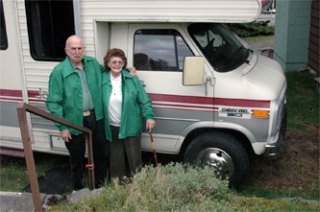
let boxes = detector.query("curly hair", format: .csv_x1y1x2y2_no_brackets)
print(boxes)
103,48,128,71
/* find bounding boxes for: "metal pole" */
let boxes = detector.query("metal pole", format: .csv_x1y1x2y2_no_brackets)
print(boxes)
17,104,43,212
85,133,95,190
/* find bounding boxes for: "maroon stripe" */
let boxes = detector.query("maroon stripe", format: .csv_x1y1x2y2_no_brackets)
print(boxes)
28,90,40,98
0,89,23,97
0,89,270,108
149,93,270,108
153,102,218,110
0,89,40,97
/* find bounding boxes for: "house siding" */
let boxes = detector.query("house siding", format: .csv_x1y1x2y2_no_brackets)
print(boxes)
308,0,319,73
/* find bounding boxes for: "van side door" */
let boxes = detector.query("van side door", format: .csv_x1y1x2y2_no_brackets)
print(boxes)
125,24,214,154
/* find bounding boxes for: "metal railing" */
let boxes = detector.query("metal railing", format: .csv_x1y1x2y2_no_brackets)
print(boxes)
16,102,95,212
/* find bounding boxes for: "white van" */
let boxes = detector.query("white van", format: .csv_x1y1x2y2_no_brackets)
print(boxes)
0,0,286,188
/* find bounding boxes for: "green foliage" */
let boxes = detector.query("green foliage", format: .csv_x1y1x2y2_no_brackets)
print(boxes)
227,22,274,38
285,71,319,131
51,163,232,211
51,163,320,211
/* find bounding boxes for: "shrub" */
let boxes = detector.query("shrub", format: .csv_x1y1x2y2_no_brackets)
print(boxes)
52,163,231,211
227,22,274,38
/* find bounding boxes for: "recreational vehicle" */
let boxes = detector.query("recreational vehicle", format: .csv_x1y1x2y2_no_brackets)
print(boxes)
0,0,286,188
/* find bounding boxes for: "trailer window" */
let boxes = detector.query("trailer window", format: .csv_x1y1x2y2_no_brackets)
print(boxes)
134,29,193,71
0,0,8,50
25,0,75,61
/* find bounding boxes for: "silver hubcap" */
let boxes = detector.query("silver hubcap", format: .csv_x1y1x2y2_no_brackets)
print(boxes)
195,148,234,179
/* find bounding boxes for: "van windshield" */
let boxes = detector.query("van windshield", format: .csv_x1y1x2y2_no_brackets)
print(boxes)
188,23,249,72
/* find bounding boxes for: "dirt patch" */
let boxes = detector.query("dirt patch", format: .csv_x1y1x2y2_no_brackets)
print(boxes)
23,166,71,194
244,130,319,189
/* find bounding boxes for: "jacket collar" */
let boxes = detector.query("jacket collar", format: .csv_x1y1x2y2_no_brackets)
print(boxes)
61,56,94,78
122,69,134,79
102,69,133,84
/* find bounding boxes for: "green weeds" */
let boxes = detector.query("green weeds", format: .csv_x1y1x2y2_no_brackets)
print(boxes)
286,71,319,131
50,163,320,211
51,163,232,211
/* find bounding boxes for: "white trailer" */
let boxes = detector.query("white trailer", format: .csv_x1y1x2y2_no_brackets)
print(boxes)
0,0,285,188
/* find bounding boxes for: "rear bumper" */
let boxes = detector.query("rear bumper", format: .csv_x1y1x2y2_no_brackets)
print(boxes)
263,106,287,160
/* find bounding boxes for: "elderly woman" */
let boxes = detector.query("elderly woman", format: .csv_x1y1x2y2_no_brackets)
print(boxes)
102,48,156,181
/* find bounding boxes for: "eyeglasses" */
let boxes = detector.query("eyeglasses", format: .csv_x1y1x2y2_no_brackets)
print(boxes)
110,60,124,65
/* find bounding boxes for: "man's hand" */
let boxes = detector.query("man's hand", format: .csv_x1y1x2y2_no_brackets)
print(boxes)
146,119,156,132
60,129,72,142
128,67,137,76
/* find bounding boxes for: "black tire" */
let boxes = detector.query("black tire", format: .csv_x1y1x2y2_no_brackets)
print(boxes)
183,131,249,189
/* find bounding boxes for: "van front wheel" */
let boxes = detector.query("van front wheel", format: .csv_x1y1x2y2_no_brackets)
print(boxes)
183,131,249,189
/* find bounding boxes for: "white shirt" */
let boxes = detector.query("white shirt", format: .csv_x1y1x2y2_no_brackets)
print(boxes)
108,74,122,127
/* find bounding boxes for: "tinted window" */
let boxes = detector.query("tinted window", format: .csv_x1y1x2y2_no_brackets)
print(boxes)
25,0,75,61
134,29,193,71
189,23,249,72
0,0,8,50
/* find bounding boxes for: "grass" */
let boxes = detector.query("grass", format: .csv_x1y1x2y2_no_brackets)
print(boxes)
0,153,69,191
239,185,319,202
285,71,319,131
0,156,30,191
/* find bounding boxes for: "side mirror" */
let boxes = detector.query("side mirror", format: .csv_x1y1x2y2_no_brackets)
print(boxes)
183,56,205,86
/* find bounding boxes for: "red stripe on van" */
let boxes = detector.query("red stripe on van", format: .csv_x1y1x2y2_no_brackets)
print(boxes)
0,89,40,98
1,89,270,108
0,89,23,97
28,90,40,98
148,93,270,108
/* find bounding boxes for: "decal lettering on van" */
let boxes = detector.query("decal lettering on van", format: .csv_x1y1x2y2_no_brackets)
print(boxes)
35,88,48,100
219,107,251,119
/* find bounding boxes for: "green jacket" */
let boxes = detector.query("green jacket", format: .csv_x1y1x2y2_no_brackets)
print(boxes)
46,56,104,135
102,70,154,141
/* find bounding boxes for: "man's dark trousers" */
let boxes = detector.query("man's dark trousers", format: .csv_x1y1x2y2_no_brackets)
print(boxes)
65,114,108,190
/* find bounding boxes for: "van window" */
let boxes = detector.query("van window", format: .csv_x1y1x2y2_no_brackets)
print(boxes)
189,23,249,72
25,0,75,61
0,0,8,50
134,29,193,71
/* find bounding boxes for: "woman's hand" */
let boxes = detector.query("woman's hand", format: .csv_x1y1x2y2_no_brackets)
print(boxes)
128,67,137,76
146,119,156,132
